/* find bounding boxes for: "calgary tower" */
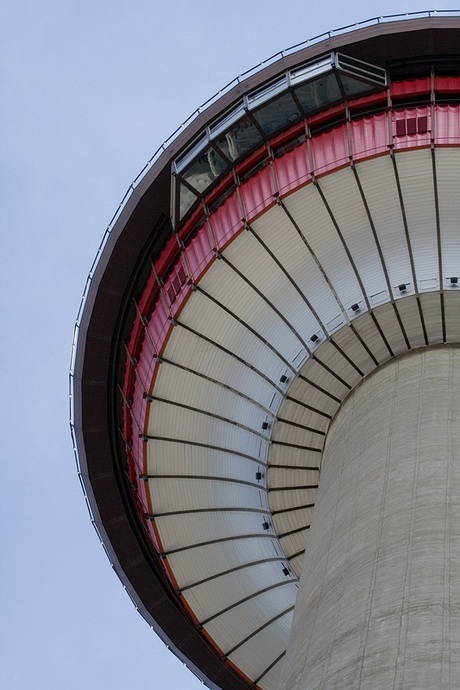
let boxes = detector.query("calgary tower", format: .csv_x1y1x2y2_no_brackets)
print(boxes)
71,12,460,689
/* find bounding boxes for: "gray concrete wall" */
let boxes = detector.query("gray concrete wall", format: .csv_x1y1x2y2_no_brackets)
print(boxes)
280,348,460,689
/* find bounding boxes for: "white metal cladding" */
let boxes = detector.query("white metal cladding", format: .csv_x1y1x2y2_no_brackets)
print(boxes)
249,206,342,338
353,156,412,291
318,168,391,301
143,147,460,689
394,149,438,288
437,148,460,280
281,187,366,315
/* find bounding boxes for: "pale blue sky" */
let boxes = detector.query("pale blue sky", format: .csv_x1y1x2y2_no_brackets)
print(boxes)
2,3,458,689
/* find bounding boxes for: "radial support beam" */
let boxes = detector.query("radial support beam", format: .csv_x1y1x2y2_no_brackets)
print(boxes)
280,347,460,689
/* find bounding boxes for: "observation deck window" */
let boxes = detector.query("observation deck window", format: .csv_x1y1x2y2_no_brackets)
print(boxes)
293,73,342,114
173,51,387,224
214,114,264,162
252,91,301,136
340,73,381,99
178,181,198,220
181,146,227,194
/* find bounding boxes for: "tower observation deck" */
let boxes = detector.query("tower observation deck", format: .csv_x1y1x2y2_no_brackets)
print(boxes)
71,13,460,689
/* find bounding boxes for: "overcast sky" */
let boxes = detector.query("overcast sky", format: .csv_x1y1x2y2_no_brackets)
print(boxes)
2,3,460,689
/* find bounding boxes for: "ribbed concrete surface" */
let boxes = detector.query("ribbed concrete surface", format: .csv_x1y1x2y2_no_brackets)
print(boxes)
280,347,460,689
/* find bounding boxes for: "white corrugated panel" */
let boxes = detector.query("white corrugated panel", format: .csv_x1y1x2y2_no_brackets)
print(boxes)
271,421,324,449
250,204,346,335
206,584,296,667
223,225,324,346
268,468,319,488
394,149,439,287
199,255,305,364
268,443,323,473
371,302,409,357
318,166,389,301
149,480,265,523
356,156,413,292
278,530,309,564
186,560,292,624
418,292,444,345
312,340,363,389
147,441,265,483
152,364,269,431
444,291,460,342
272,504,315,528
179,290,287,383
147,401,266,459
394,297,427,350
166,536,282,590
268,484,318,510
275,397,330,433
270,506,314,534
155,506,268,554
283,186,365,314
436,148,460,280
330,325,377,376
256,657,288,690
350,312,390,363
286,375,340,418
163,322,278,409
299,359,351,401
227,604,294,687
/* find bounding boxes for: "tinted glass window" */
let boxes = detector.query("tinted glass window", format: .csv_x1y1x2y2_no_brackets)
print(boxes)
216,115,264,161
179,182,198,219
294,73,342,114
339,74,377,99
182,147,227,194
253,92,301,136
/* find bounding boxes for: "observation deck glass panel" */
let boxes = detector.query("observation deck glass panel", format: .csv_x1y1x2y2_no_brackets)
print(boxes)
339,73,380,99
215,114,264,161
253,92,301,136
293,73,342,115
179,182,198,219
174,51,388,224
182,147,227,194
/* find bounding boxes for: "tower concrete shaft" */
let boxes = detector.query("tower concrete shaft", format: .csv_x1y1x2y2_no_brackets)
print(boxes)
281,348,460,689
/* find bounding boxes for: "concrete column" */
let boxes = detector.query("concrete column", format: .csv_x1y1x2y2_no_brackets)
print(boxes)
280,348,460,690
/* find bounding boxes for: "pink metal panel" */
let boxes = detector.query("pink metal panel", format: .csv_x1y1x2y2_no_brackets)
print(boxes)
351,113,388,160
310,125,349,175
392,107,431,150
239,167,275,221
136,333,157,390
185,226,215,282
146,299,170,354
154,235,180,278
273,144,311,196
209,195,244,250
435,105,460,144
162,261,191,320
390,77,430,98
434,76,460,94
